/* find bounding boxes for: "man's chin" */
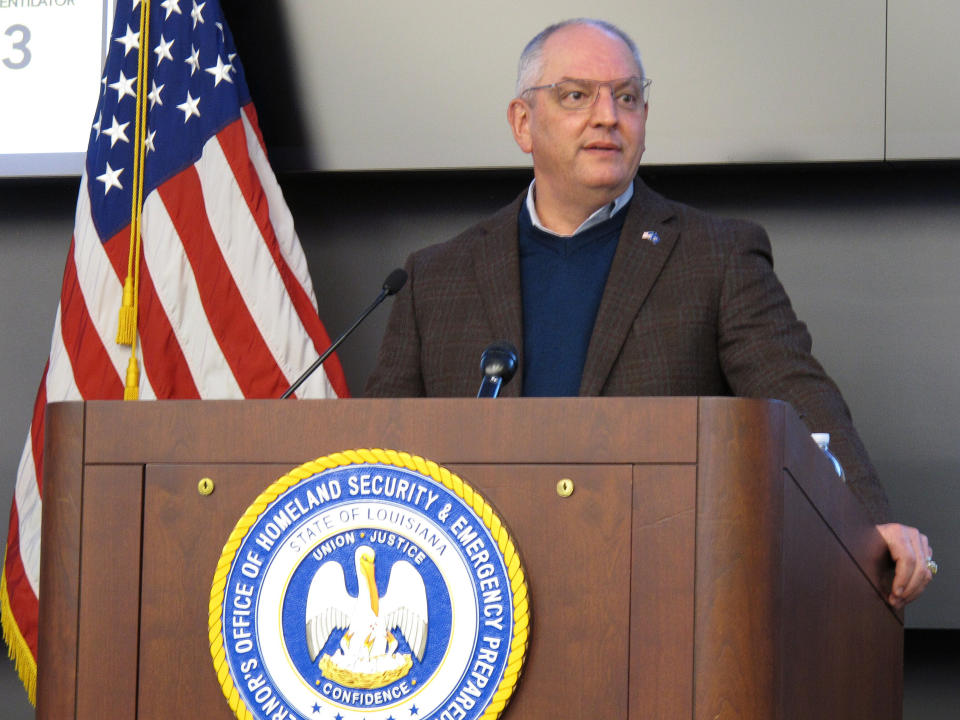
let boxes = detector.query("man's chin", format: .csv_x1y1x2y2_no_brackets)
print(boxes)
578,171,632,197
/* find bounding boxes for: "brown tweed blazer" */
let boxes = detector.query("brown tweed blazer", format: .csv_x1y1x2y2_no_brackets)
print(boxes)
365,180,890,521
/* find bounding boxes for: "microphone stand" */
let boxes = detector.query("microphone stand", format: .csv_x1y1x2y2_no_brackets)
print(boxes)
281,269,406,398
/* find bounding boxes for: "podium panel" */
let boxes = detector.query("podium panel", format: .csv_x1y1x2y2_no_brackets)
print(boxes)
37,398,902,720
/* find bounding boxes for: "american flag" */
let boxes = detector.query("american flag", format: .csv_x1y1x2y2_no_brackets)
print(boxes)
1,0,348,701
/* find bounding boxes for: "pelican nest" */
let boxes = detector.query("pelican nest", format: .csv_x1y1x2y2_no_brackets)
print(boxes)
319,653,413,689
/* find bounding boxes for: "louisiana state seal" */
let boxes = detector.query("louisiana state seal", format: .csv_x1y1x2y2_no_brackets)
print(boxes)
209,449,529,720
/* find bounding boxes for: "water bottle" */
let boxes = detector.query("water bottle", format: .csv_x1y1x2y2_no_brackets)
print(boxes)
811,433,845,482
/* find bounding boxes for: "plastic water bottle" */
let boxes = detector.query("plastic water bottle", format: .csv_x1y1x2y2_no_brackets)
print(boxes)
811,433,845,482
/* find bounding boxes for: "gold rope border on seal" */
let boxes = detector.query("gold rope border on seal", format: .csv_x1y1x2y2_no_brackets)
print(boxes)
208,448,530,720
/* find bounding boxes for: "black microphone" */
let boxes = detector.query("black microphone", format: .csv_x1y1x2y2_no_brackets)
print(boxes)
281,268,408,398
476,341,518,398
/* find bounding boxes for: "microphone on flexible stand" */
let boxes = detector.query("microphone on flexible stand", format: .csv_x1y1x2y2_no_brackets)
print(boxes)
280,268,408,398
476,341,519,398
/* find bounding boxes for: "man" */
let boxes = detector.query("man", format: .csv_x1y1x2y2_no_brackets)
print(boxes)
365,18,934,606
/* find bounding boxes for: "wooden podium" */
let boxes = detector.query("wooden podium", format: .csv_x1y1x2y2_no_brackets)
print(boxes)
37,397,902,720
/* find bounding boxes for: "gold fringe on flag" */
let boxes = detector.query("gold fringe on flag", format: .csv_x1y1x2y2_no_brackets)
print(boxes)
116,275,137,345
124,354,140,401
119,0,152,400
1,565,37,706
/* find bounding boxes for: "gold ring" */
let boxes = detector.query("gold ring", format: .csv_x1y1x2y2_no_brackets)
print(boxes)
926,558,938,576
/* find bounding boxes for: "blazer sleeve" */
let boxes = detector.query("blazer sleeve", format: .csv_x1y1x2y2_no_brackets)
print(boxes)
716,220,891,522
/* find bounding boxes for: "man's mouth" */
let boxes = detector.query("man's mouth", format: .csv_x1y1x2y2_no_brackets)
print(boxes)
583,142,620,153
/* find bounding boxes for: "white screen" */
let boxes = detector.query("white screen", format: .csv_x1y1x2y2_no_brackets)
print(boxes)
0,0,111,176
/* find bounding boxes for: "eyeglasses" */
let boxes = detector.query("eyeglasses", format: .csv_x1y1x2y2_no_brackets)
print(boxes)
522,76,651,112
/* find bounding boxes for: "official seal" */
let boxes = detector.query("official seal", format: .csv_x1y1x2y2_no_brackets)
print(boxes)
209,449,529,720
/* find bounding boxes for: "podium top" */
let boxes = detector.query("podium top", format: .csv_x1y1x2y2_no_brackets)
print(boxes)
63,396,710,464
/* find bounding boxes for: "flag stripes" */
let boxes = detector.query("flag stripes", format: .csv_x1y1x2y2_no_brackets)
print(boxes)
3,1,348,702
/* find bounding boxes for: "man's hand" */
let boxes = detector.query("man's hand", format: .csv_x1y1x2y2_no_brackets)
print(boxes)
876,523,934,608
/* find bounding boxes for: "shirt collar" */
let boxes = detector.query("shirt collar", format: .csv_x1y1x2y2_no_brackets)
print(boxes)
525,180,634,237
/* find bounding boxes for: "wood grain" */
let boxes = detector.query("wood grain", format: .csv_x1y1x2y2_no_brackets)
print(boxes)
75,465,143,719
37,401,84,720
631,465,696,720
80,398,697,465
36,398,902,720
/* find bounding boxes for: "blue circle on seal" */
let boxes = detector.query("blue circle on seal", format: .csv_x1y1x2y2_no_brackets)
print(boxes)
280,522,453,705
217,460,518,720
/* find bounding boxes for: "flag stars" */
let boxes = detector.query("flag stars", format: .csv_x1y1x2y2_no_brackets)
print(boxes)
177,91,201,122
148,80,165,108
191,1,206,29
160,0,181,20
102,116,131,147
91,114,102,138
96,163,124,195
185,44,201,76
144,129,157,154
109,70,137,102
154,35,174,65
205,55,233,86
114,25,140,56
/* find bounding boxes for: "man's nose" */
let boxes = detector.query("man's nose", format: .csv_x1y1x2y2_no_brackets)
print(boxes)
589,86,619,125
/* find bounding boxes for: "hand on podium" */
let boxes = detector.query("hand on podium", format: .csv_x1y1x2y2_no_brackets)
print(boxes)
876,523,935,608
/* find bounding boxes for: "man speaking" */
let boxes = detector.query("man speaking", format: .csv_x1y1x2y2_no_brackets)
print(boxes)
365,18,933,606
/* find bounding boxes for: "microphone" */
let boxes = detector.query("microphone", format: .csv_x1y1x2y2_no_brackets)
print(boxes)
476,341,519,398
281,268,408,398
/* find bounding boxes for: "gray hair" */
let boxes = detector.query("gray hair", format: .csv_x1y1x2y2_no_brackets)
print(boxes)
515,18,646,97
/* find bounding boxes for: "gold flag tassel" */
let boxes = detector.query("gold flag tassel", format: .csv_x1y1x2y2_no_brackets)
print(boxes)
120,0,152,400
123,227,144,401
117,0,151,348
123,352,140,401
116,275,137,344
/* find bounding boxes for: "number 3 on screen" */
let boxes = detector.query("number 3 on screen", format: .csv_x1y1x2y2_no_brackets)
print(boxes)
3,24,32,70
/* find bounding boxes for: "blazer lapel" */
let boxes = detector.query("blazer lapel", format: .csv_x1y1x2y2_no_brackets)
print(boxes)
579,181,678,396
470,194,526,396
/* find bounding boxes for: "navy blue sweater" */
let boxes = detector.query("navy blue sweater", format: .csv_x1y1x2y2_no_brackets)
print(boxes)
518,202,629,396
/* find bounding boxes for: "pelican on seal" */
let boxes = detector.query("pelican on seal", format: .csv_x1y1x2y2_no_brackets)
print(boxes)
305,544,428,678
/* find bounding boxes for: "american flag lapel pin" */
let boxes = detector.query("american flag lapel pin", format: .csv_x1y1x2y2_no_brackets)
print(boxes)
642,230,661,245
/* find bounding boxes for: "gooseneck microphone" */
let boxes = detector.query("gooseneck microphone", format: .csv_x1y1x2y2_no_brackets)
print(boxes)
476,341,519,398
281,268,408,398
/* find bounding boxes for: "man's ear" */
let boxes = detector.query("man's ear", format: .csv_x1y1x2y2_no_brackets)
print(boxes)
508,98,533,154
